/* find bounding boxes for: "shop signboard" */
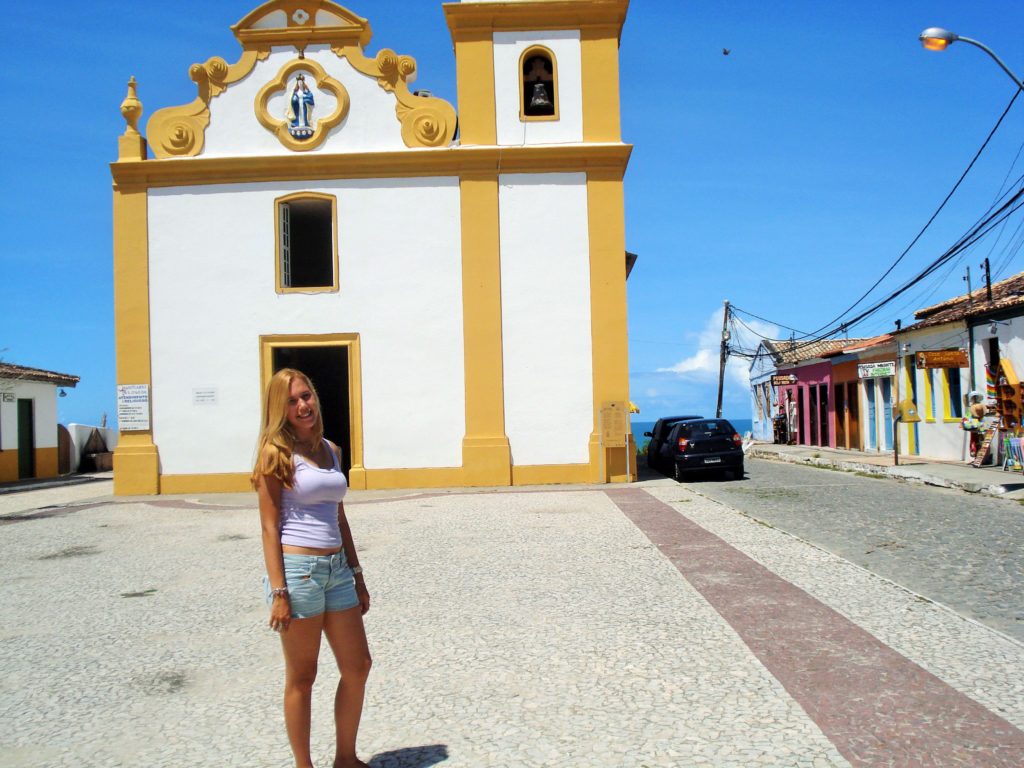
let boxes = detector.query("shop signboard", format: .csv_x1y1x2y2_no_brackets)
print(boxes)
858,361,895,379
770,374,797,385
915,349,969,369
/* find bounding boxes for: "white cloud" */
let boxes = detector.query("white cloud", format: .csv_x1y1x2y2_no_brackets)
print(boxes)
656,307,779,399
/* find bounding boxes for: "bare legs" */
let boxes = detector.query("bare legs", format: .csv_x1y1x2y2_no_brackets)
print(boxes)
279,606,371,768
325,607,372,768
280,616,324,767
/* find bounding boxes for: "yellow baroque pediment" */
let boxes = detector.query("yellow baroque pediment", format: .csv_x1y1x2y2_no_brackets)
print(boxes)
141,1,457,159
147,51,268,159
255,59,350,151
333,45,457,149
232,0,372,51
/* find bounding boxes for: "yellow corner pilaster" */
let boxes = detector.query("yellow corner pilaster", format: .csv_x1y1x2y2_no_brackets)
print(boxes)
460,174,511,485
112,184,159,495
451,32,497,146
581,29,621,142
114,438,160,495
587,170,633,482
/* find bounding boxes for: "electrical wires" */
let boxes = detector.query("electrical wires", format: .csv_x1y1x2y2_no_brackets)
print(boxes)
731,88,1023,344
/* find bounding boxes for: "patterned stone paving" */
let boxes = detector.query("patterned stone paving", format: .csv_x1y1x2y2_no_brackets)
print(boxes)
1,478,1021,767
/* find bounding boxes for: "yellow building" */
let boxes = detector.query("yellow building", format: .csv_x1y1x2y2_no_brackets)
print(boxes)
111,0,633,495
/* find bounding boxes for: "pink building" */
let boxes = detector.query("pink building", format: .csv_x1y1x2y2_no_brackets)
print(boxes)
764,339,865,448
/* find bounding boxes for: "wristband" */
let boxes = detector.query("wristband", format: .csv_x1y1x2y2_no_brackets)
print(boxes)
350,565,363,575
270,587,289,599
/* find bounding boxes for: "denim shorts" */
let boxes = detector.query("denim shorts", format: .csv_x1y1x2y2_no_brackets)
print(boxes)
265,552,359,619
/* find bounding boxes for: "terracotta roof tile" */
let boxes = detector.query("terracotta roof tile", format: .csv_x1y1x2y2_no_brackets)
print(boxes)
0,362,80,388
904,271,1024,332
762,338,868,365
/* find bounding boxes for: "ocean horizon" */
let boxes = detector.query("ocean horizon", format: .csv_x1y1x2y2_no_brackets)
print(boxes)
631,416,753,443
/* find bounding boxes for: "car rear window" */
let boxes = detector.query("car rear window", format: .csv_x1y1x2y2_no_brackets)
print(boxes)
678,420,735,437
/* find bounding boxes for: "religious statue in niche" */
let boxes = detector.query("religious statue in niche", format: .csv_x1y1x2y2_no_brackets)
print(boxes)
287,74,316,139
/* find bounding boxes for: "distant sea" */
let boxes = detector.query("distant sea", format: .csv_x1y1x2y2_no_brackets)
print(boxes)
632,416,753,444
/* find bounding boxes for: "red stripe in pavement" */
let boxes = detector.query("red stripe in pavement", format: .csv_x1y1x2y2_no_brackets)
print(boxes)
605,487,1024,767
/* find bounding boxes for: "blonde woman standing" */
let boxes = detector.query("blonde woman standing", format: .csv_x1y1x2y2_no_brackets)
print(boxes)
253,368,371,768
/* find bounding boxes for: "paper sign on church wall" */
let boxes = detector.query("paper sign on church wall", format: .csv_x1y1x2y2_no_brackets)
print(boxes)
117,384,151,431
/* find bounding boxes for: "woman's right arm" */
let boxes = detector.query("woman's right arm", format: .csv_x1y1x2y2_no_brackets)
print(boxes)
257,471,291,632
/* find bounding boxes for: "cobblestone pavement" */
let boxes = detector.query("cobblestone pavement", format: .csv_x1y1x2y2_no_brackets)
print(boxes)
2,479,1022,767
673,458,1024,642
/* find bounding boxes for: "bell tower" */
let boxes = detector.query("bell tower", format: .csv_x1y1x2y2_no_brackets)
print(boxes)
444,0,628,146
445,0,635,484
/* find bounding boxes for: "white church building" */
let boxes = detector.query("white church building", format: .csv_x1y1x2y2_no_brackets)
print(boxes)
111,0,633,494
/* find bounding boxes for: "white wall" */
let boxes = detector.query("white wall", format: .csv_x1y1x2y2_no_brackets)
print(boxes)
201,45,411,157
147,177,465,475
903,326,972,461
0,380,59,450
972,315,1024,389
493,31,583,146
499,172,593,465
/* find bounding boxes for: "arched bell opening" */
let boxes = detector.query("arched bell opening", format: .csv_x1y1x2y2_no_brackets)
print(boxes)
520,46,558,121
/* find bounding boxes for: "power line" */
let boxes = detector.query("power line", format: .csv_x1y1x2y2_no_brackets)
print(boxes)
732,89,1022,341
797,88,1021,339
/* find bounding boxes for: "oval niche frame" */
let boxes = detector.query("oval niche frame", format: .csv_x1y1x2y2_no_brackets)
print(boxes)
255,58,350,152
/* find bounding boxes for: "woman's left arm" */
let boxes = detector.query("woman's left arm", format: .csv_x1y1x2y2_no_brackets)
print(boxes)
333,443,369,614
338,501,369,615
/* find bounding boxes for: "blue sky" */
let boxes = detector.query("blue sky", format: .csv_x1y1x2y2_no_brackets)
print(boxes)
3,1,1023,428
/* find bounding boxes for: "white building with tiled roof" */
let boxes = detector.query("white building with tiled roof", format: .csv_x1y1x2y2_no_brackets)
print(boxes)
0,363,79,482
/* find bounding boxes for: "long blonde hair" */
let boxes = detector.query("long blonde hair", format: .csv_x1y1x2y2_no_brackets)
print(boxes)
251,368,324,489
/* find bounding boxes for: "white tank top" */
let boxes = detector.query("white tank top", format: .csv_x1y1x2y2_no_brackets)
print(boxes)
279,440,348,549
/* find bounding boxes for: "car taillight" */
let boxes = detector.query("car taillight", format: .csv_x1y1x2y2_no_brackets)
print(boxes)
732,433,742,446
677,438,689,450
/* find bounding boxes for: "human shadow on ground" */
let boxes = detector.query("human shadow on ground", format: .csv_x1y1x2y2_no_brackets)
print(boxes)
368,744,449,767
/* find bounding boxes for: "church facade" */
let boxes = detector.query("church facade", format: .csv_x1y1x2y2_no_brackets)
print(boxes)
111,0,633,494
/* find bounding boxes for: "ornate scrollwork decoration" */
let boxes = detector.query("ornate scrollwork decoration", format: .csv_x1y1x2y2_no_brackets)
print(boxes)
397,100,455,148
333,44,457,149
145,50,268,159
254,58,350,152
147,98,208,158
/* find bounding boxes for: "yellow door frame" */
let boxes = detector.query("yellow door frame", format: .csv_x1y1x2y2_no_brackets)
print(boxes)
259,333,366,489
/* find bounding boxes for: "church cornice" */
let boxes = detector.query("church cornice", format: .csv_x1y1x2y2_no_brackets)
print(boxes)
443,0,629,42
110,143,632,190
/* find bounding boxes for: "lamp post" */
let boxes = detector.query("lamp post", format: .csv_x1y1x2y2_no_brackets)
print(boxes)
919,27,1024,92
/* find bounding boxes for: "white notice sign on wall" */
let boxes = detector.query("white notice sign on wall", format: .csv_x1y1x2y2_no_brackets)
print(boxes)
192,388,218,406
117,384,151,431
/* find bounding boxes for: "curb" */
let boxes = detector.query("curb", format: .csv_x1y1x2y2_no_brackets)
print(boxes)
746,447,1011,498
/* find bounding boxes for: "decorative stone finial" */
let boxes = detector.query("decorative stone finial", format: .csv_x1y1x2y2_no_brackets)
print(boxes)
120,76,143,136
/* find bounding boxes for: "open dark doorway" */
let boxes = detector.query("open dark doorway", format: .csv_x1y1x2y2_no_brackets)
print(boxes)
17,399,35,479
272,346,351,474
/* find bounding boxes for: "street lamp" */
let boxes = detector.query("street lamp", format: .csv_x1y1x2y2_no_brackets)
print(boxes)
919,27,1024,91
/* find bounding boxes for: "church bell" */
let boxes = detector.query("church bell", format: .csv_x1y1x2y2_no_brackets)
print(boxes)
529,82,552,110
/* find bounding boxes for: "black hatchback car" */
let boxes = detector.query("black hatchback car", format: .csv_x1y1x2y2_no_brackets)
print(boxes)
644,415,703,470
656,418,744,481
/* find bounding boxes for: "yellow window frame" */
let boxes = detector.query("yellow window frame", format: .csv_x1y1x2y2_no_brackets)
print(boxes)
274,191,340,295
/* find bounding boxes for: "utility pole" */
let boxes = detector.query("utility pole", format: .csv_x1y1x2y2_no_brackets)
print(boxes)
982,257,993,302
716,300,730,419
965,266,973,306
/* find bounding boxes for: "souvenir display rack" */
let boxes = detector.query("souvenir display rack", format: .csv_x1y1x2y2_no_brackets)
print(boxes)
995,358,1022,431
